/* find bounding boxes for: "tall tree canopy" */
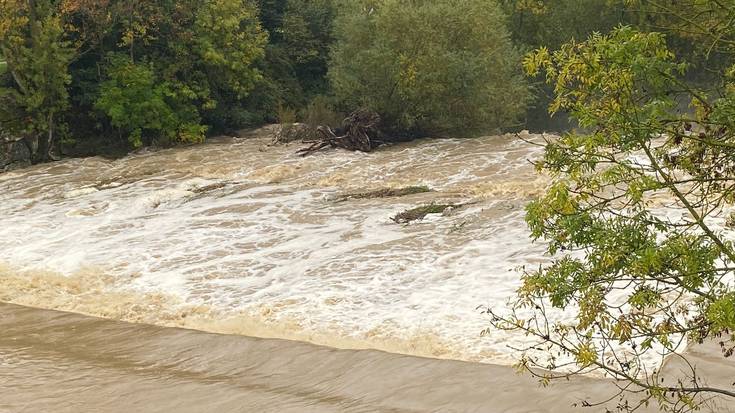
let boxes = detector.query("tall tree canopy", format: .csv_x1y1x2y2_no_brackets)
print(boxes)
0,0,267,158
329,0,530,137
0,0,73,162
67,0,267,147
253,0,336,116
6,0,729,161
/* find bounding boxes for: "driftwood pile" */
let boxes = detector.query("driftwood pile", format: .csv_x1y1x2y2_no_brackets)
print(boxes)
295,109,383,156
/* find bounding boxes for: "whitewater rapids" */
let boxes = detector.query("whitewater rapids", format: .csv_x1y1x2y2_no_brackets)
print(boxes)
0,130,556,363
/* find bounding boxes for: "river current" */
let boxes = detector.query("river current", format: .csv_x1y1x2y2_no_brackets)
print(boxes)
3,131,735,412
0,130,554,363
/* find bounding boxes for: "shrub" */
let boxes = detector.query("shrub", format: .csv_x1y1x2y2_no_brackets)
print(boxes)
276,105,297,124
329,0,530,137
303,95,342,128
94,56,205,148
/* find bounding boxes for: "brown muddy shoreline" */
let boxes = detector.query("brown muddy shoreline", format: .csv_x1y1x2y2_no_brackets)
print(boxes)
1,303,734,413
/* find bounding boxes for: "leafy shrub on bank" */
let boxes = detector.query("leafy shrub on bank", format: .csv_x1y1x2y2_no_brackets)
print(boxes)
329,0,530,137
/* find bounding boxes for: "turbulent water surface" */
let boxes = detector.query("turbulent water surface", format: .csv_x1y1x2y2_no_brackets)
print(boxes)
0,131,554,363
3,131,735,412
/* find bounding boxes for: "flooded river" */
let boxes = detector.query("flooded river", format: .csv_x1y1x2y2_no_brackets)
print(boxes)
0,132,551,363
1,131,734,412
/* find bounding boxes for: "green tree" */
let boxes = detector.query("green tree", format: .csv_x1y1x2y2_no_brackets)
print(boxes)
0,0,73,162
280,0,336,100
59,0,267,149
490,22,735,411
94,55,203,148
253,0,336,117
184,0,269,132
329,0,529,137
498,0,628,131
500,0,626,50
626,0,734,84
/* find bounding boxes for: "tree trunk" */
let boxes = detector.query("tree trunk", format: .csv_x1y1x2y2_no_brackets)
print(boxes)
33,111,54,163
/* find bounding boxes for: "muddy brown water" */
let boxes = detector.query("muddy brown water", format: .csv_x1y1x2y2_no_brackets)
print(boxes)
3,303,734,413
0,132,554,363
1,132,734,412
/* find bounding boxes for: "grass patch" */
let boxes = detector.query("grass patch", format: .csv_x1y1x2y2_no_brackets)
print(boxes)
0,61,6,75
391,203,458,224
336,186,431,202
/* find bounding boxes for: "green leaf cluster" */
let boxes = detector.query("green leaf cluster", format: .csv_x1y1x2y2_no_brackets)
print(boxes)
0,0,267,155
501,12,735,408
329,0,531,137
94,56,204,148
0,0,73,161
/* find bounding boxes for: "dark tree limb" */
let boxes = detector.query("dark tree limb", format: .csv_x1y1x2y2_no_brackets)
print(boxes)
297,109,382,156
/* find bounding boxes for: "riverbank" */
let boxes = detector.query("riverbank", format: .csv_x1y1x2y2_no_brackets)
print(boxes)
1,303,733,413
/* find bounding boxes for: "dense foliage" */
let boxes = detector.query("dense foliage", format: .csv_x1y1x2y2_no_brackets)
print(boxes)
2,0,735,409
64,0,267,148
0,0,267,159
491,2,735,410
0,0,72,162
1,0,730,164
256,0,336,110
500,0,625,50
329,0,530,137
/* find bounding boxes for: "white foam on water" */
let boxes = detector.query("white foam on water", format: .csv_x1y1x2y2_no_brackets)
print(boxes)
0,132,659,364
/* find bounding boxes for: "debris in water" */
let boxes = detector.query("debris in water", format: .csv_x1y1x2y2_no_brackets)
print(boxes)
335,186,432,202
191,182,228,194
297,109,382,156
392,203,459,224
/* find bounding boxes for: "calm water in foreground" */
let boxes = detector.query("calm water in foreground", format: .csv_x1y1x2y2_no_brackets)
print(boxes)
2,303,733,413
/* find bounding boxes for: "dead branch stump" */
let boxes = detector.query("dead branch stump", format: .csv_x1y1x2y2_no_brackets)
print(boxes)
297,109,382,156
